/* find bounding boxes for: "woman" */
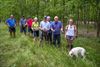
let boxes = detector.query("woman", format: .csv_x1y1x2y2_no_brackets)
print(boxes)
32,17,39,41
65,18,77,51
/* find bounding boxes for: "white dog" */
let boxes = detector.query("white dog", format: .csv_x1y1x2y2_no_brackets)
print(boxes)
69,47,86,59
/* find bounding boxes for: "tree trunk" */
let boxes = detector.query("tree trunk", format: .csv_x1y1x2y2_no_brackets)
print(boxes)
36,0,39,18
62,0,65,23
97,21,100,37
96,0,100,37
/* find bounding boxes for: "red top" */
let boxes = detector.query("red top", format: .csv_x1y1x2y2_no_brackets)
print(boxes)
26,18,33,27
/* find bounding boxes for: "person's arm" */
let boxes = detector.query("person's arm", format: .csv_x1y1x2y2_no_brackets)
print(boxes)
24,19,27,27
6,19,10,27
31,22,34,30
60,22,64,32
14,19,16,27
25,20,28,26
61,26,63,32
51,26,54,32
74,25,78,37
25,21,27,26
51,23,55,32
39,21,43,30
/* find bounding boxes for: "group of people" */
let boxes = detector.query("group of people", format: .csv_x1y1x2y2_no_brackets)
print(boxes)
6,15,77,51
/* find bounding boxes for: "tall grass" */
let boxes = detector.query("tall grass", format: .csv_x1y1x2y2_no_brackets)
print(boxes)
0,23,100,67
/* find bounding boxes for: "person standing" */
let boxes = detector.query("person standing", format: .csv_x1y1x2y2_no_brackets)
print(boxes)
39,16,50,45
32,17,39,41
26,17,33,36
47,16,53,44
51,16,63,47
65,18,77,51
6,15,16,37
19,16,27,35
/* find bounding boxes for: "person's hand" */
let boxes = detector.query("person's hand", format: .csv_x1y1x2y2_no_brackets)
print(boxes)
24,24,27,27
61,30,64,34
43,28,47,32
52,29,55,32
61,29,64,34
43,28,47,31
31,28,33,30
35,28,39,31
40,28,43,31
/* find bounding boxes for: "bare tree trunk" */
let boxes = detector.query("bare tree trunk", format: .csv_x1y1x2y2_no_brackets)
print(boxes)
53,0,56,7
62,0,65,23
36,0,39,18
76,9,80,36
96,0,100,37
97,21,100,37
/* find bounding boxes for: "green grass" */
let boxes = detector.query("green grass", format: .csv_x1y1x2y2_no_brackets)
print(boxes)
0,23,100,67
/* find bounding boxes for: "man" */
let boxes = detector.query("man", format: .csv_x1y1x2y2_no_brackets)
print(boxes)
51,16,63,47
19,16,27,35
6,15,16,37
26,17,33,35
40,16,50,45
47,16,53,44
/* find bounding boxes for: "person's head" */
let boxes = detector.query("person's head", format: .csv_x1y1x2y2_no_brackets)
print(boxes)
68,18,74,25
54,16,59,22
44,16,47,22
22,16,25,19
10,15,14,19
34,17,38,22
47,16,50,21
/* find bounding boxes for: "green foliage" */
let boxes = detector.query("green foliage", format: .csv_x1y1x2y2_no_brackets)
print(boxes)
0,0,100,22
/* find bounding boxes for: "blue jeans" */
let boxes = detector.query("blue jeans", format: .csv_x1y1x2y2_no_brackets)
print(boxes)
20,25,26,33
53,34,61,47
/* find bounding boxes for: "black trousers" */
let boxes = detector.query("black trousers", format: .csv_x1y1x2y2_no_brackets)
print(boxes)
47,32,52,43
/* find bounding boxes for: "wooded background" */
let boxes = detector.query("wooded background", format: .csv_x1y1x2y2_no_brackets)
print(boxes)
0,0,100,37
